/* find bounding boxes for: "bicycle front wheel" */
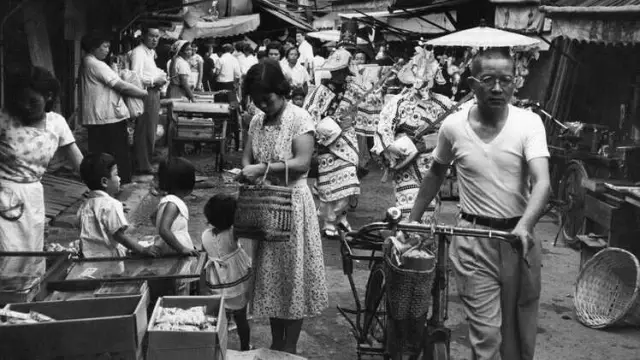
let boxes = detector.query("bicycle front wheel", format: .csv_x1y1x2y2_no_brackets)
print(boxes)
363,261,387,344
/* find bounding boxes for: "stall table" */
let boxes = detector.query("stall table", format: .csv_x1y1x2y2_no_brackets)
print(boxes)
165,100,230,171
578,179,640,268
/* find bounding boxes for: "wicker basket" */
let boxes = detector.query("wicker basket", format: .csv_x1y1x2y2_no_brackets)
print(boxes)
384,249,436,320
574,247,640,328
234,162,293,242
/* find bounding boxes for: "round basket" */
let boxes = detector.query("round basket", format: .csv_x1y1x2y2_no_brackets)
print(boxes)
574,247,640,328
384,253,436,320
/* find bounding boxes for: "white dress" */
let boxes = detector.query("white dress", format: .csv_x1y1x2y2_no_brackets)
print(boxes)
153,195,194,253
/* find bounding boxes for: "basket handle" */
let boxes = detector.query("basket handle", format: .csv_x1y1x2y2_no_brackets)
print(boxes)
261,160,289,186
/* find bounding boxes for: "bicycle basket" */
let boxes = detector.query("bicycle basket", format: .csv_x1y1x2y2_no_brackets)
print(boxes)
574,248,640,328
384,245,436,320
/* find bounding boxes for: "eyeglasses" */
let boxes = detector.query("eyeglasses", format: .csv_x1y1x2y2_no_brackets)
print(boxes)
470,75,515,88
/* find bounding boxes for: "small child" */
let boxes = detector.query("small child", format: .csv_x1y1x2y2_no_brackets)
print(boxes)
291,87,307,107
77,153,158,258
152,157,198,256
201,194,252,351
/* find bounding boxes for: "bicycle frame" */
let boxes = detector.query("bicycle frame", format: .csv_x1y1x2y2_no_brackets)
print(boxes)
337,209,518,360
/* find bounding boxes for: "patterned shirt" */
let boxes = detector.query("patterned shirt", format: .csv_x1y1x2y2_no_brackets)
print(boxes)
0,111,75,183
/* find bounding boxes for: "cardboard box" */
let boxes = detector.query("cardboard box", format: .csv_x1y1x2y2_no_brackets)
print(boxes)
147,295,227,360
0,293,148,359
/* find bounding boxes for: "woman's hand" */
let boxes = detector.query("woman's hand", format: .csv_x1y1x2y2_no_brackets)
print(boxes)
241,163,267,183
180,247,200,256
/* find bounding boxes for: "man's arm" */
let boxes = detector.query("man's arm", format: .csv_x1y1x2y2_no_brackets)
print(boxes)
514,157,551,234
409,161,449,222
129,48,152,87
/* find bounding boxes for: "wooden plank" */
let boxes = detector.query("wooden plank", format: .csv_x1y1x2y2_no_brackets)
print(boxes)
584,193,618,228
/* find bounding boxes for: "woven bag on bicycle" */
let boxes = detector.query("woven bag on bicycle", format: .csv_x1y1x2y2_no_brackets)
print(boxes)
234,162,293,242
383,234,437,320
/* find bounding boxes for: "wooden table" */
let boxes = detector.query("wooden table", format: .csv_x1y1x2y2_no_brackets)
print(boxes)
164,100,230,171
579,179,640,268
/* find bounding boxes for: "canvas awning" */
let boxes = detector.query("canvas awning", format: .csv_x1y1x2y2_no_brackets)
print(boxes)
541,0,640,44
255,0,314,32
339,7,459,35
162,13,260,40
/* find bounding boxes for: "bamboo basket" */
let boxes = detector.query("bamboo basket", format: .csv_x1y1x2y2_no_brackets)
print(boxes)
574,247,640,328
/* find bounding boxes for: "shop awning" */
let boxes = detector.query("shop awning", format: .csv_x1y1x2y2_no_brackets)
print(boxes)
162,13,260,40
340,0,469,19
541,0,640,44
254,0,314,32
339,8,459,35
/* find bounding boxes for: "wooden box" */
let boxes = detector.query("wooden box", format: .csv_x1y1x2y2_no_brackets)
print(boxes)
0,293,149,359
147,296,227,360
176,117,216,140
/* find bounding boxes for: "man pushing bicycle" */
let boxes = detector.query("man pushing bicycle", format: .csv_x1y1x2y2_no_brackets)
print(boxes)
410,48,551,360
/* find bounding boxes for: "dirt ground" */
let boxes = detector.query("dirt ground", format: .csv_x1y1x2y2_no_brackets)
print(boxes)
125,151,640,360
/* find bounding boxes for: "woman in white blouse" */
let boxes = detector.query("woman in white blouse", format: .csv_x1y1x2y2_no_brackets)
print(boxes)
167,40,195,102
280,47,309,95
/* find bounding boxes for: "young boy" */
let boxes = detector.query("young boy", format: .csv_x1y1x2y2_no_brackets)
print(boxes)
77,153,158,258
291,87,307,107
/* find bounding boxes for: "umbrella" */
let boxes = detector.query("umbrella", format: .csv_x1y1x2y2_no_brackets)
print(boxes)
426,26,540,48
307,30,368,45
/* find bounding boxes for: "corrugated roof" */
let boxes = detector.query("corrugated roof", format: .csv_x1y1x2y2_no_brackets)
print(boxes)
552,0,640,5
541,0,640,13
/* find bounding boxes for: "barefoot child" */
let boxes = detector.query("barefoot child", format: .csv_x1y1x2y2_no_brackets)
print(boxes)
77,153,159,258
201,194,252,351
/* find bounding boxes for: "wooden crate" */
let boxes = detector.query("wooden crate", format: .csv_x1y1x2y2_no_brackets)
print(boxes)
1,294,148,359
147,295,227,360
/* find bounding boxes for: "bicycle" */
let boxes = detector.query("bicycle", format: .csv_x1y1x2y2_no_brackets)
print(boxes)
337,207,519,360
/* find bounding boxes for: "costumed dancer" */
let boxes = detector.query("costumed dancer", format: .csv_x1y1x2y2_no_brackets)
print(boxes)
303,48,360,237
372,46,455,222
350,50,383,178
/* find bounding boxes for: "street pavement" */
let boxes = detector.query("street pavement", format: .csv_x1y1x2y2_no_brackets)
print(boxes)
119,156,640,360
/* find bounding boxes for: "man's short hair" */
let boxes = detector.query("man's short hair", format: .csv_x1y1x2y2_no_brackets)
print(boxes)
80,153,117,191
142,26,160,35
222,43,234,53
470,47,515,76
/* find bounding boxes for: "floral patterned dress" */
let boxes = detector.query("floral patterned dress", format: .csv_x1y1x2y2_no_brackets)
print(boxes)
247,102,328,319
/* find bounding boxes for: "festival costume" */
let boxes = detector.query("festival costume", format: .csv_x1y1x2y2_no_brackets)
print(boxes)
350,66,383,170
304,52,360,234
372,48,454,222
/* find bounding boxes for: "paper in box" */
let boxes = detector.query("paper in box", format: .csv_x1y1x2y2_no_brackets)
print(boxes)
147,295,228,360
0,293,148,359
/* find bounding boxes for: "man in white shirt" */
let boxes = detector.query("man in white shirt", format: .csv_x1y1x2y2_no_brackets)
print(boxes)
216,43,242,151
296,32,314,76
129,27,167,174
410,48,550,360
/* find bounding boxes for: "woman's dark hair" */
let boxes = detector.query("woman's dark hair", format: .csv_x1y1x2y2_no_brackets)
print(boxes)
266,41,284,58
256,50,267,60
203,194,237,231
178,42,192,55
4,65,61,122
158,157,196,194
242,59,291,100
80,153,117,191
81,31,112,53
285,47,299,59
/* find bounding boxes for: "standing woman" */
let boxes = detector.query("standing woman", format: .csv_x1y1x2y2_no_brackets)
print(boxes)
0,66,83,251
239,59,328,354
79,31,147,184
167,40,195,102
280,47,309,95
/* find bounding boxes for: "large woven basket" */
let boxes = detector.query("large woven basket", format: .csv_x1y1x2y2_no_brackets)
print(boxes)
384,250,436,320
574,247,640,328
234,184,293,242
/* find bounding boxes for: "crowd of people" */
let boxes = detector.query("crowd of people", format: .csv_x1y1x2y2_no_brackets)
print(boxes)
0,24,549,360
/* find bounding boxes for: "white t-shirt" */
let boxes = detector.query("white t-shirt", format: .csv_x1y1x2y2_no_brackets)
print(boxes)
432,104,549,218
298,40,314,69
217,53,241,83
129,44,160,87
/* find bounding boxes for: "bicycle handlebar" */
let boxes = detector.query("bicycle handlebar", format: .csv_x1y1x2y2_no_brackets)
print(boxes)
349,221,517,243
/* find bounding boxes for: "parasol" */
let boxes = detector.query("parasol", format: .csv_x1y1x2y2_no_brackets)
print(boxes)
307,30,368,45
426,26,540,48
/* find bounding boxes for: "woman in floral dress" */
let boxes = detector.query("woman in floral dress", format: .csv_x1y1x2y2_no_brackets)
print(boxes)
239,59,328,355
